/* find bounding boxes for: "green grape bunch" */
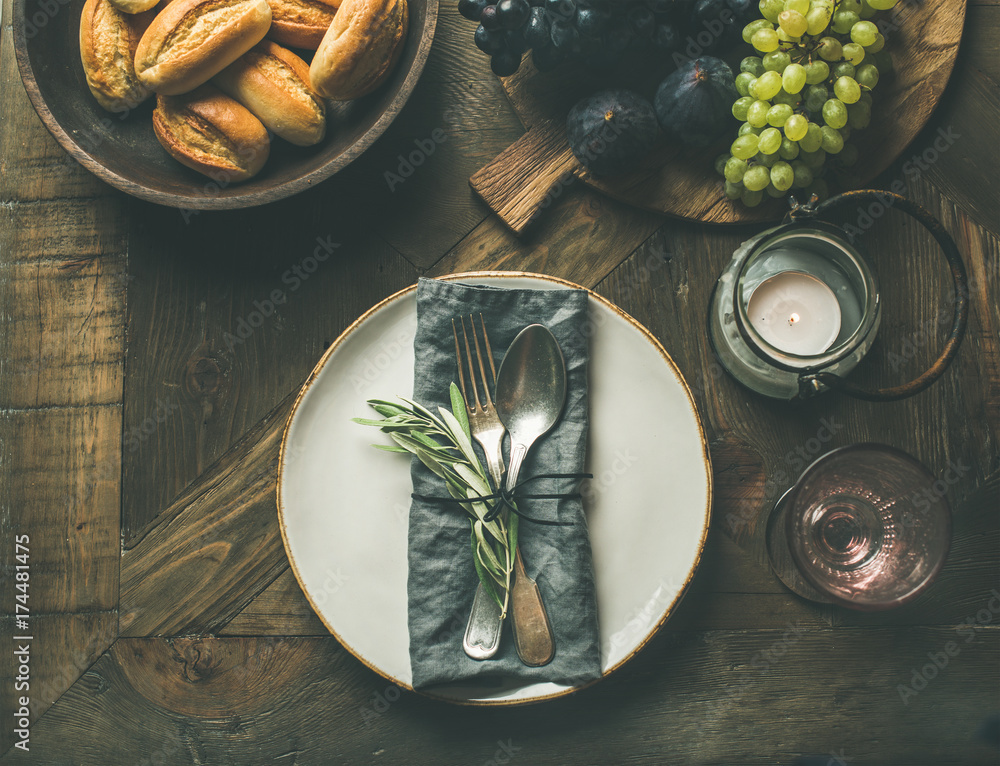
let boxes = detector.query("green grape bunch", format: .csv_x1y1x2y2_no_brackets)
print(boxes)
718,0,897,208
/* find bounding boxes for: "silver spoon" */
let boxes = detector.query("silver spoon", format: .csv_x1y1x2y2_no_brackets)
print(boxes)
494,324,566,667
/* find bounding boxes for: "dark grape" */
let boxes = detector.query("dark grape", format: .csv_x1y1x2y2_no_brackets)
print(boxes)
491,49,523,76
604,18,633,53
628,5,656,37
575,6,611,39
505,27,529,54
480,4,501,29
458,0,490,22
524,6,552,48
652,22,679,51
532,42,564,71
496,0,531,28
550,18,580,51
474,25,506,54
545,0,575,23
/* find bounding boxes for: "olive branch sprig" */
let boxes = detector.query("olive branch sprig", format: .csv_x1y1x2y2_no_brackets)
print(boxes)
353,383,518,617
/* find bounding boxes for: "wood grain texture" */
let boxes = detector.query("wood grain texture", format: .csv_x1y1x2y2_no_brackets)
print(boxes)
1,21,124,753
16,630,1000,764
479,0,966,225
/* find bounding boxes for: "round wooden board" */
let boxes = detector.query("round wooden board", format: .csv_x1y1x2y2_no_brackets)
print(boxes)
499,0,965,224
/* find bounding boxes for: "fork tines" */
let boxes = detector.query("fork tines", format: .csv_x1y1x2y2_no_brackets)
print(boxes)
453,314,497,412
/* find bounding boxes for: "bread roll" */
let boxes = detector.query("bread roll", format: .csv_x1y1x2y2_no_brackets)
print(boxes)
135,0,272,96
309,0,407,101
79,0,158,112
107,0,159,15
214,41,326,146
266,0,339,50
152,85,270,181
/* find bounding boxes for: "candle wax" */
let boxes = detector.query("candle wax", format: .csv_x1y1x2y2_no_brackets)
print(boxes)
746,271,842,356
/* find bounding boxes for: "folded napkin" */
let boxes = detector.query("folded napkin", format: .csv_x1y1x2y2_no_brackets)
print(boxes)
407,277,601,689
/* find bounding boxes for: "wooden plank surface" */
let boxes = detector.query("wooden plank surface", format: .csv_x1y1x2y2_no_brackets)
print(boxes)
0,18,124,753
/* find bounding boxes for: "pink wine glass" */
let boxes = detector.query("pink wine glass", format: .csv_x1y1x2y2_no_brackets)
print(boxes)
783,444,951,610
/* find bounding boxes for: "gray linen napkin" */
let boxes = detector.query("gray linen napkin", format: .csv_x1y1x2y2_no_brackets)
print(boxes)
407,277,601,689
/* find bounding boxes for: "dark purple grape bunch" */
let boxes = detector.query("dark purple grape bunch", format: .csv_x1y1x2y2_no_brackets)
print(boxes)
458,0,752,77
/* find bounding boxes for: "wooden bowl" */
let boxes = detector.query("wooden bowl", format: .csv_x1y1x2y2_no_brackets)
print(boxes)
13,0,438,209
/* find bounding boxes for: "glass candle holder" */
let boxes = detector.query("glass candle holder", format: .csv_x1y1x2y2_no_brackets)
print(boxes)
708,191,969,402
767,444,951,610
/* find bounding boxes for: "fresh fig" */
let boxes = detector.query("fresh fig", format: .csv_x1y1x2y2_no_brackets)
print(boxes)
567,89,659,176
655,56,738,147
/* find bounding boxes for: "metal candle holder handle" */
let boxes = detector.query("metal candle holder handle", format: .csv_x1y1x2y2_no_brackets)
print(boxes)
709,189,971,402
790,190,970,402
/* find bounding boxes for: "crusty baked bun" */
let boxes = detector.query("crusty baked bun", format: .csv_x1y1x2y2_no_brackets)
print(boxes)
266,0,339,49
107,0,159,14
309,0,408,101
214,41,327,146
79,0,158,112
152,85,270,181
135,0,272,96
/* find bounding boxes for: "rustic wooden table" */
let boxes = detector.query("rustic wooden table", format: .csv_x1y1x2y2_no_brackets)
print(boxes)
2,0,998,763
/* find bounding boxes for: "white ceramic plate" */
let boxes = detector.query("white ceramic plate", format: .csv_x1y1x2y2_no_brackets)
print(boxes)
278,272,712,705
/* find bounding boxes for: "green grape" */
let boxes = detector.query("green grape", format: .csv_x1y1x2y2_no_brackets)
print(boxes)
767,103,794,127
838,142,859,166
800,122,824,152
847,100,871,129
866,32,885,53
755,71,783,99
741,56,766,76
744,164,771,191
856,63,879,89
805,0,834,35
732,96,754,120
732,134,760,159
831,10,860,34
822,98,848,128
832,61,856,80
759,0,784,22
843,42,865,65
791,161,813,187
764,50,792,72
772,90,802,107
776,28,800,43
752,27,781,52
741,188,765,207
840,0,863,12
840,125,852,140
785,0,809,14
778,136,800,159
784,113,808,141
767,183,787,198
872,50,893,73
851,20,878,46
724,157,749,183
725,181,743,200
743,19,774,44
834,76,862,104
800,148,826,169
758,127,783,154
816,36,843,61
736,72,756,97
820,125,844,153
778,9,808,37
804,85,828,112
755,151,779,167
804,60,830,85
747,100,771,127
858,0,878,17
738,122,762,136
771,161,794,191
714,154,729,176
782,63,807,94
860,90,873,106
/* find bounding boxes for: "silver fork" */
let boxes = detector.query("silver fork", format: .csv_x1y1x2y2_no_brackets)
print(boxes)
453,315,507,660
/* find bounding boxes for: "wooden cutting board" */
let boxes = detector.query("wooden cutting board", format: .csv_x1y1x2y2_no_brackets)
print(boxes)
471,0,965,233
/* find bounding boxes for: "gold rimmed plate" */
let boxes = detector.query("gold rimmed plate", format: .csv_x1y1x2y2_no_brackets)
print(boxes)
277,272,713,705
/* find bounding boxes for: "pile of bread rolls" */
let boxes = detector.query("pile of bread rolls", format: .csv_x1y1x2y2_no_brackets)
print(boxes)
79,0,409,182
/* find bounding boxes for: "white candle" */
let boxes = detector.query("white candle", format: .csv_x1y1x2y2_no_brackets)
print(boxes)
746,271,842,356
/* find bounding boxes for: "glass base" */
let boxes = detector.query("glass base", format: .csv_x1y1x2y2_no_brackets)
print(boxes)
765,488,834,605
